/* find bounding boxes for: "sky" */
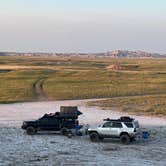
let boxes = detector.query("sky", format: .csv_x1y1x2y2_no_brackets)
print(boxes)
0,0,166,53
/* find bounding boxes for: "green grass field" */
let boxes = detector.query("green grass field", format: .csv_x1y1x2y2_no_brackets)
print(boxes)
0,56,165,115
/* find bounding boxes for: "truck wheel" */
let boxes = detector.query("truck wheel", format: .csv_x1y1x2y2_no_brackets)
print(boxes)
67,132,72,138
60,128,67,135
99,137,104,141
26,127,36,135
120,134,130,144
90,132,100,142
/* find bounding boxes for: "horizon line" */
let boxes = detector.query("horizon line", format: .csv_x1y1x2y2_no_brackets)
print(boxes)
0,49,165,55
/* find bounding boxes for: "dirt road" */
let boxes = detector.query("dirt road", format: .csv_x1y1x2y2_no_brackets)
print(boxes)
32,78,48,101
0,99,166,166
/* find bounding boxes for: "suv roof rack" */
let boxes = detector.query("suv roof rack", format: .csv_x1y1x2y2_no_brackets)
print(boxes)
120,116,134,122
103,116,134,122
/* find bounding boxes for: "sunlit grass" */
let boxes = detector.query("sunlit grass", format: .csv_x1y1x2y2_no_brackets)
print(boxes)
88,94,166,116
0,55,165,115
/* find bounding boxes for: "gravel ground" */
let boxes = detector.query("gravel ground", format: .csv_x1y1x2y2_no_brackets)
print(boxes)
0,99,166,166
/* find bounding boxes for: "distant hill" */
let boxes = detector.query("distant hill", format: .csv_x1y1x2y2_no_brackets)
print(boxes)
103,50,166,58
0,50,166,58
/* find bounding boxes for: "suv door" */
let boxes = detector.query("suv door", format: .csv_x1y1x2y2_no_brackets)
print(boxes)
100,121,122,137
110,122,123,136
99,121,113,136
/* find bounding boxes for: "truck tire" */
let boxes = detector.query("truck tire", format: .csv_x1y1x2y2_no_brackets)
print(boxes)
60,128,67,135
89,132,100,142
26,126,36,135
120,134,130,144
67,132,72,138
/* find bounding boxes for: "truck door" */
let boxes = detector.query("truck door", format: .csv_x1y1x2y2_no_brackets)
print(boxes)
38,117,60,130
47,117,60,130
38,118,49,130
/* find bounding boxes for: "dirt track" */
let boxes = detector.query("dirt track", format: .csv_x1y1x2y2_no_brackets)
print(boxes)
0,100,166,166
32,78,48,101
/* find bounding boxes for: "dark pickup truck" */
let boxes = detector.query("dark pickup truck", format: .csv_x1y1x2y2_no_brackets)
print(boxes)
21,106,82,135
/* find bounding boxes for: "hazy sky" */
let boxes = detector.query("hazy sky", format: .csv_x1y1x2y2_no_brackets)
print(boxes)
0,0,166,53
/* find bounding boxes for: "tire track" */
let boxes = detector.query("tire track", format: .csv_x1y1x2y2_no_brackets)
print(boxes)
32,78,48,101
39,79,48,100
32,80,40,99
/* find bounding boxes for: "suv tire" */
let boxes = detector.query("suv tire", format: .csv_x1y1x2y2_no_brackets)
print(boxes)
99,137,104,141
90,132,100,142
26,126,36,135
120,134,130,144
130,137,135,142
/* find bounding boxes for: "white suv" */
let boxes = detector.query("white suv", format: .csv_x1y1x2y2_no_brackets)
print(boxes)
88,117,139,144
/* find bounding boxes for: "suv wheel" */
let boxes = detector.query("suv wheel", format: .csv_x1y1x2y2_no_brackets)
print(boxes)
130,137,135,142
90,132,100,142
26,126,36,135
120,134,130,144
99,137,104,141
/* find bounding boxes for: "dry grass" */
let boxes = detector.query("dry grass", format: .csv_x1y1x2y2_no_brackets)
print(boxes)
88,94,166,116
0,55,165,116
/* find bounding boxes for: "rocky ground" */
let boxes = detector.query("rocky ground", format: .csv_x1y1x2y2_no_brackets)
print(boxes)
0,100,166,166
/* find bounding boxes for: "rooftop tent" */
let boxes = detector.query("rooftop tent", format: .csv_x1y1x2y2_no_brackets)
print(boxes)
60,106,82,118
77,110,83,116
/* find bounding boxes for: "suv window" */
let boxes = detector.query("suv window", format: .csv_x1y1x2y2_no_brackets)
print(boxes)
134,121,139,128
112,122,122,128
103,122,112,127
124,122,133,128
103,121,122,128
